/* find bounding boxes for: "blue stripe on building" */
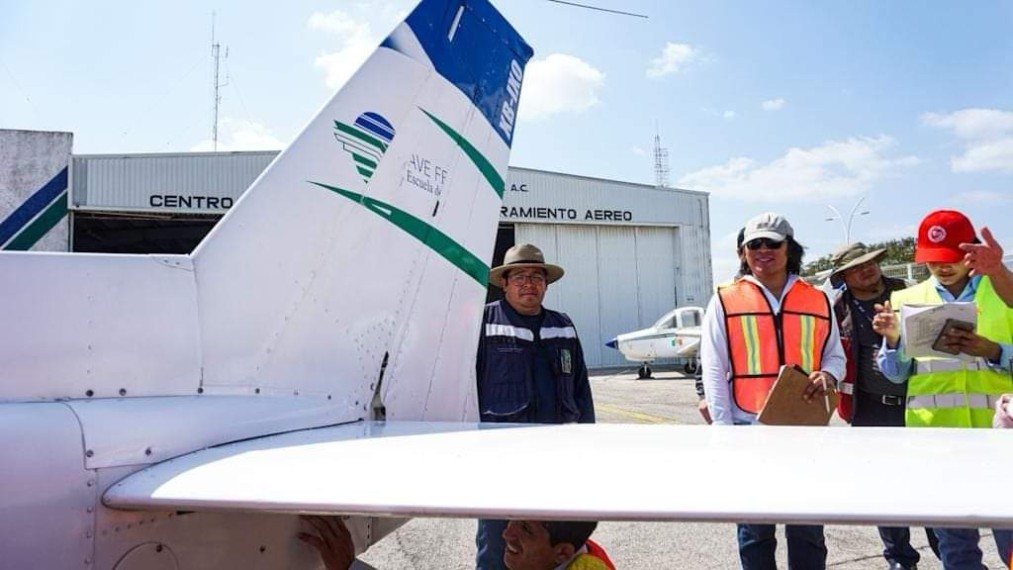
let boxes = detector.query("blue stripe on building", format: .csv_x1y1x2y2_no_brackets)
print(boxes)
0,167,68,246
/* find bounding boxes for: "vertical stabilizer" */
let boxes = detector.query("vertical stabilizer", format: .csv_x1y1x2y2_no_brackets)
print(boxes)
192,0,533,421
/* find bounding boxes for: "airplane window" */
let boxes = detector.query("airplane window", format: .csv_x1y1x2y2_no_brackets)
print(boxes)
653,311,678,329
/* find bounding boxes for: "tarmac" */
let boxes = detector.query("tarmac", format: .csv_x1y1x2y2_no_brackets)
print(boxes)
360,368,1005,569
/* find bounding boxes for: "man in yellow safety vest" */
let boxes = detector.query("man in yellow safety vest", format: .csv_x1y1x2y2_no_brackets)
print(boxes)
873,209,1013,569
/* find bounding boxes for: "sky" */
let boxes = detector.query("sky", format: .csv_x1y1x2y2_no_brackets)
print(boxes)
2,0,1012,281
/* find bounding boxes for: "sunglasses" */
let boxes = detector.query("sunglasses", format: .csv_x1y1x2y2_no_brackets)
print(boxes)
745,238,785,250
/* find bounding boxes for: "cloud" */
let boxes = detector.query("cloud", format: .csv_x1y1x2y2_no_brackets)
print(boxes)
191,118,285,152
308,10,381,90
307,10,370,35
678,135,919,202
517,53,605,122
646,42,699,79
921,108,1013,173
631,146,646,156
703,107,736,121
950,190,1013,204
761,98,786,111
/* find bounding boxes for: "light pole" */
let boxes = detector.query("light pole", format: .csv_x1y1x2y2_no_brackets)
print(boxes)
825,197,870,244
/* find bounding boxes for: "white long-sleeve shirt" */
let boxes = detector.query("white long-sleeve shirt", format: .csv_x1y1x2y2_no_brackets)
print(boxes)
701,274,847,426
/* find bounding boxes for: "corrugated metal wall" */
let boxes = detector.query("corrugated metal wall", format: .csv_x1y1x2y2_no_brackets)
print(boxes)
634,226,680,322
516,223,680,368
504,167,708,228
72,152,277,213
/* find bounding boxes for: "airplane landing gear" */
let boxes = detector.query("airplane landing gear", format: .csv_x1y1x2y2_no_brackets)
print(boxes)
637,364,653,379
683,359,699,376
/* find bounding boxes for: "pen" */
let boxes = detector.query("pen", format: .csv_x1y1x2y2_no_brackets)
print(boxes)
822,375,829,414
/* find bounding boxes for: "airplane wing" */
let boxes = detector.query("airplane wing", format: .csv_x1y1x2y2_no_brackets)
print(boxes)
105,421,1013,527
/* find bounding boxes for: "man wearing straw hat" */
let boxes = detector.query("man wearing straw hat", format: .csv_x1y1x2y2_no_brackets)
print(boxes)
829,243,910,428
475,243,595,570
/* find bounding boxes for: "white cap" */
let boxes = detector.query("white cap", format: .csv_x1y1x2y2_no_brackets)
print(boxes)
743,212,794,243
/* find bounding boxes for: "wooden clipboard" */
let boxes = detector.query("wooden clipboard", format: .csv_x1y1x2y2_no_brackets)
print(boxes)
756,364,838,426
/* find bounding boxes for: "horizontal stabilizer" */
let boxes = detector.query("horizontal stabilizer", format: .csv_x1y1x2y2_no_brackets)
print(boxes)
105,422,1013,527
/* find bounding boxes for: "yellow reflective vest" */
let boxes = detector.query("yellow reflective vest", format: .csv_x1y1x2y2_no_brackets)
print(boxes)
891,277,1013,428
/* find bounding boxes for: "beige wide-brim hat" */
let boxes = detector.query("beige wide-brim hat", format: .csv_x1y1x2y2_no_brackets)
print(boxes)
829,242,888,283
488,243,565,288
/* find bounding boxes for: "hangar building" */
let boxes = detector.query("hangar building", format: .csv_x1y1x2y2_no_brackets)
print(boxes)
1,129,713,368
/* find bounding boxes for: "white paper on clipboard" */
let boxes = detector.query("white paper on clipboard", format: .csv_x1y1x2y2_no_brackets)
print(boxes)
900,302,977,361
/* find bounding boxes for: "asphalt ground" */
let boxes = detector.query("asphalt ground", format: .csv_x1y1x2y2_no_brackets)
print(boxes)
360,368,1005,569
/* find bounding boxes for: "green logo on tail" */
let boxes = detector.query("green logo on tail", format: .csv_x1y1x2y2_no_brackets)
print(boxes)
334,112,396,183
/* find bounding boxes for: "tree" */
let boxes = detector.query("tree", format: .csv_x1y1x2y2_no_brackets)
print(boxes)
877,237,917,266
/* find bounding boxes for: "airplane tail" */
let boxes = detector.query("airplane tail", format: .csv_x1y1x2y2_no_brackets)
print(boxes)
190,0,533,421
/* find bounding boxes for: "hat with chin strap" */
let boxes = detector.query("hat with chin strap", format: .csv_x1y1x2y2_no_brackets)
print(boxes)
488,243,565,288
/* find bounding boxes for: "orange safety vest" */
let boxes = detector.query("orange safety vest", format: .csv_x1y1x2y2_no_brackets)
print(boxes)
718,278,832,414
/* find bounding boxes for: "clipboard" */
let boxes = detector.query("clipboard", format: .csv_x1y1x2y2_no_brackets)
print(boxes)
900,302,977,361
756,364,838,426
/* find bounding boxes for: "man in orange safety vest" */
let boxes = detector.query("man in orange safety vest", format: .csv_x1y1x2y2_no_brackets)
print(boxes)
701,212,845,570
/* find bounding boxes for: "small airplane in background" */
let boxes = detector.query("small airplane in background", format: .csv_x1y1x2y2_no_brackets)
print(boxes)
606,306,705,379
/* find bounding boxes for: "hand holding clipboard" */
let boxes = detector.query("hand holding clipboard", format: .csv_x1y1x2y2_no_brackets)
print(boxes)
757,365,839,426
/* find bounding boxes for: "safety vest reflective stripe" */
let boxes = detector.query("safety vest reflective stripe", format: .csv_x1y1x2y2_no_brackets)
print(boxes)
782,312,831,377
798,314,815,372
541,326,577,340
739,315,763,375
907,393,1001,410
913,359,988,374
485,324,534,341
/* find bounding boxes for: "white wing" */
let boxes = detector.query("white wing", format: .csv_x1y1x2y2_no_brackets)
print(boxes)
106,421,1013,527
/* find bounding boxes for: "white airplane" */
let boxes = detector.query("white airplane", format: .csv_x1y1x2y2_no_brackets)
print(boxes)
3,1,1012,568
605,307,704,379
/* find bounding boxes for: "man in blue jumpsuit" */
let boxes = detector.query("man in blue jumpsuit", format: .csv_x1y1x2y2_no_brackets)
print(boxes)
475,243,596,570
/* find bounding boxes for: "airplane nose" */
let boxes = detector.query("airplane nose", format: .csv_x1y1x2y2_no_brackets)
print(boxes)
605,337,618,349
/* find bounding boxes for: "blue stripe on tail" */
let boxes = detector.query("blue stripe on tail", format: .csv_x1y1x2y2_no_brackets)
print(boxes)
382,0,533,148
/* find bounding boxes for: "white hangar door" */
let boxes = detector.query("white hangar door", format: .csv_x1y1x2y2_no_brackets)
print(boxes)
514,224,679,368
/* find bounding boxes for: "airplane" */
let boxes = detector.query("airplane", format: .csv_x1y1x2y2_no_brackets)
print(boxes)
605,306,704,379
3,0,534,565
3,1,1012,568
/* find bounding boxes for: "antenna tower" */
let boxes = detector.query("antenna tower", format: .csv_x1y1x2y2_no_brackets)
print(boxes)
653,127,670,188
210,13,229,151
